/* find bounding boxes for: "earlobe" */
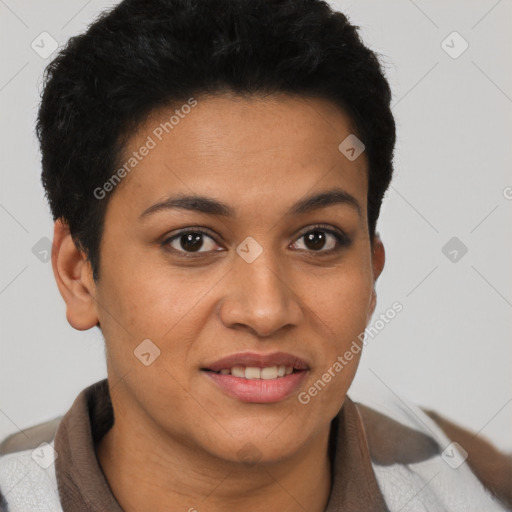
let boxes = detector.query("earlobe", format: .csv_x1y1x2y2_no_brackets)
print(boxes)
51,219,99,330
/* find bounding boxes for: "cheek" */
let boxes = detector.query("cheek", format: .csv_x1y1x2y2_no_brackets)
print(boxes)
97,246,182,335
301,263,372,403
307,264,373,339
96,255,219,373
300,278,369,418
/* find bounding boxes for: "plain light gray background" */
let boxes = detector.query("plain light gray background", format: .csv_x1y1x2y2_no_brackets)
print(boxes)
1,0,511,451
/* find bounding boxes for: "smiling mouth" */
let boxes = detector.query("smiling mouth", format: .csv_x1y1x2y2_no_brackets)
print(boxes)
202,365,303,379
201,365,308,403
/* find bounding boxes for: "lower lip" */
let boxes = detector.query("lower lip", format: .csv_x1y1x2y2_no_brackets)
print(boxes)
203,370,308,403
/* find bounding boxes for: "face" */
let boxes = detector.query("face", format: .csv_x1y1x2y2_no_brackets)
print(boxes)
67,93,384,463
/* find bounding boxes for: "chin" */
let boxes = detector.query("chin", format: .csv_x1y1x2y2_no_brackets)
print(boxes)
203,427,312,467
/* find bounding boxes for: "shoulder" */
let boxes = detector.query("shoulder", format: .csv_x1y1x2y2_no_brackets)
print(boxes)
0,418,63,512
423,408,512,511
351,390,512,511
0,416,62,456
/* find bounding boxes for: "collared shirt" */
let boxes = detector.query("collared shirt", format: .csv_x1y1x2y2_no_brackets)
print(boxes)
1,379,511,511
53,379,389,511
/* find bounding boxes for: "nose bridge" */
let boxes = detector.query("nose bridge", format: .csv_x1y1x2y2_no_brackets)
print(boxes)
220,237,303,336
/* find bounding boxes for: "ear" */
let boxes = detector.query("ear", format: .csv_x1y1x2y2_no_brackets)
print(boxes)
51,218,99,330
367,232,385,321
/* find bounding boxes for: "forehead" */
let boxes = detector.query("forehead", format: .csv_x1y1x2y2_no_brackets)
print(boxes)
108,93,368,218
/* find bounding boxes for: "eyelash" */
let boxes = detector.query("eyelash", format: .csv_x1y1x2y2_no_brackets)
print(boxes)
161,224,351,259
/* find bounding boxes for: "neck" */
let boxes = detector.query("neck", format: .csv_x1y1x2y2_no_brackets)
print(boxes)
96,405,333,512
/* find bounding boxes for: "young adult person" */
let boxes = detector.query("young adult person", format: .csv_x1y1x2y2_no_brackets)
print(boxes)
1,1,510,510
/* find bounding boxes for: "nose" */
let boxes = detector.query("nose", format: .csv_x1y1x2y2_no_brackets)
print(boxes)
218,247,304,338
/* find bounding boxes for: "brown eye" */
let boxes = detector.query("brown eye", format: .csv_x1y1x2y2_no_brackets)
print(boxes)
163,229,221,255
303,231,331,251
291,225,351,254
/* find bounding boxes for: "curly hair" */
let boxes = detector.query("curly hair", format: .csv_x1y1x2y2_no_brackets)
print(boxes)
37,0,396,282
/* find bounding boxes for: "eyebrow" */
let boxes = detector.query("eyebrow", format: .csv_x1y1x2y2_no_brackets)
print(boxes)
138,187,362,221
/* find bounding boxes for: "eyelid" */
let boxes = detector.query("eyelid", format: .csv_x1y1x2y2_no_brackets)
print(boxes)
161,223,351,257
294,223,347,241
161,227,221,256
291,223,351,253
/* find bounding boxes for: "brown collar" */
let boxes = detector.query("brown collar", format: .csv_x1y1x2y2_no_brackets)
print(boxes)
54,379,390,511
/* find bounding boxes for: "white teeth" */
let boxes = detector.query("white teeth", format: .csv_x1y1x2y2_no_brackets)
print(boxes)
245,367,261,379
260,366,278,379
231,366,246,378
217,365,295,379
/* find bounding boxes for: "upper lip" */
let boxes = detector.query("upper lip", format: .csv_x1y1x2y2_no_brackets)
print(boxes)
202,351,310,372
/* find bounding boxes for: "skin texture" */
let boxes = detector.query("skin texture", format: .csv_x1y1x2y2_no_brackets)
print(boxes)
51,93,385,512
